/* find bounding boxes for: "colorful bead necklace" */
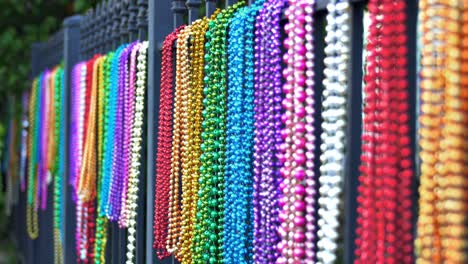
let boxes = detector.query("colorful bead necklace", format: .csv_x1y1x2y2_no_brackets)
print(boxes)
179,17,210,264
192,3,244,263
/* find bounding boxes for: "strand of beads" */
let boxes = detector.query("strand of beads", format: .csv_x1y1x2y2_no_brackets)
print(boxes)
168,25,191,257
192,3,244,263
252,1,283,263
26,76,40,240
279,0,315,262
95,54,111,264
179,16,211,264
316,1,350,263
119,42,141,228
125,41,148,264
102,46,126,217
107,43,133,221
224,1,264,263
53,66,65,264
153,27,183,259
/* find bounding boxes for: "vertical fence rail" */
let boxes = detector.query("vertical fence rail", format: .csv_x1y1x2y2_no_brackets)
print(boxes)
343,1,364,263
147,0,173,263
63,15,82,264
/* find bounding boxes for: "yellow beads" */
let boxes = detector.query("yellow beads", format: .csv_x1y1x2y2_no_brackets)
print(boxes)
416,1,468,263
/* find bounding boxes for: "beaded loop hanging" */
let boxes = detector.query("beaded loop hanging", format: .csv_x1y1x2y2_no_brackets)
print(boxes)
154,26,184,259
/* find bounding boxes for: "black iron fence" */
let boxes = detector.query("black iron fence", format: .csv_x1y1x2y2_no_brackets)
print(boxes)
11,0,420,263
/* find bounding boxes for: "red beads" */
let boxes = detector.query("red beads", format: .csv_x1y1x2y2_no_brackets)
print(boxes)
355,0,413,263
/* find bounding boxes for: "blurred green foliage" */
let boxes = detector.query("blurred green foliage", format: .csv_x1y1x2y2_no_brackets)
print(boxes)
0,0,97,119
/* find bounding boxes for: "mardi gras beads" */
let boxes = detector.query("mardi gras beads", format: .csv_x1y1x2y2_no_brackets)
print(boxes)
316,1,350,263
168,25,191,257
124,41,148,264
154,27,183,259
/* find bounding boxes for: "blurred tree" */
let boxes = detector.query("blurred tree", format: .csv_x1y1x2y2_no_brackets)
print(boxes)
0,0,97,119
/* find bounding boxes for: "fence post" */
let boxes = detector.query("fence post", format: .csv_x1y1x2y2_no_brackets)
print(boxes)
120,0,129,43
172,0,186,29
344,1,364,263
128,0,138,41
226,0,238,8
63,15,82,264
147,0,172,263
206,0,216,17
137,0,148,40
187,0,201,24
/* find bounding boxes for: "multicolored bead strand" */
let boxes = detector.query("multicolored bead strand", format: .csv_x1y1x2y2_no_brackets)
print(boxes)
192,3,244,263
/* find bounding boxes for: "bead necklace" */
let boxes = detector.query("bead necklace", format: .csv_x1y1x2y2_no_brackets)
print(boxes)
95,54,110,264
355,0,413,262
125,41,148,264
38,70,50,210
102,45,126,218
153,26,183,259
82,56,103,263
75,62,87,261
279,0,315,262
179,17,208,264
27,75,40,240
168,25,191,257
252,1,283,263
192,3,244,263
108,43,133,221
316,1,350,263
70,62,85,202
224,1,263,262
416,1,467,262
253,0,284,262
53,66,65,264
120,42,141,228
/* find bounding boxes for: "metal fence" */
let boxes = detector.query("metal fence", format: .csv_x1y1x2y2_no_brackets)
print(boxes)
12,0,420,263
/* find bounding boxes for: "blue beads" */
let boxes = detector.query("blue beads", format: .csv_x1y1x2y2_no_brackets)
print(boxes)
223,2,264,263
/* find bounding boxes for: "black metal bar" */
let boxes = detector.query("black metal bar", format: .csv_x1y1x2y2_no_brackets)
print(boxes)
343,1,364,264
406,0,419,246
95,3,102,55
63,15,82,264
148,0,172,263
137,0,148,40
187,0,201,24
128,0,139,41
112,0,121,49
206,0,216,17
120,0,130,44
135,1,148,263
106,0,114,53
172,0,186,29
